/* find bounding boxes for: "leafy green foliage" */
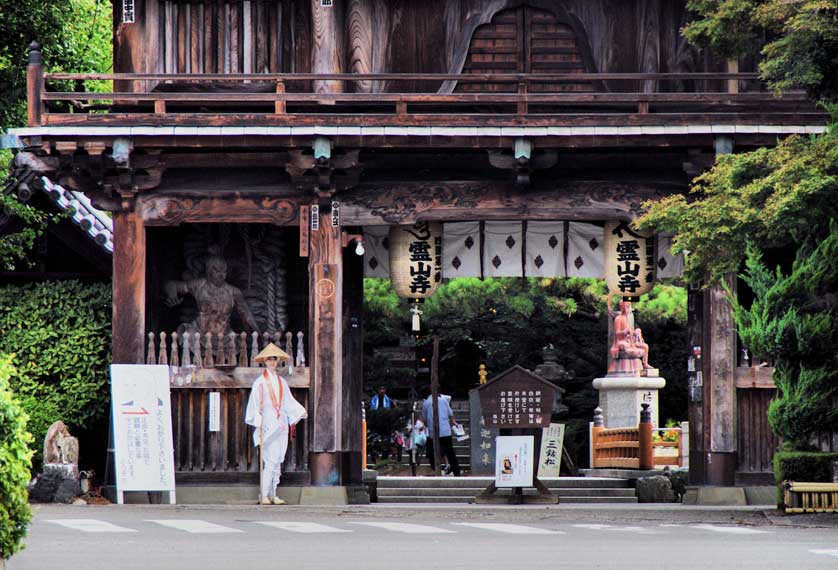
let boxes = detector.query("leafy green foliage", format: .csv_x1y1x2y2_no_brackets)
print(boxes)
0,0,112,131
637,126,838,283
0,356,33,560
731,229,838,448
0,281,111,467
684,0,838,100
774,451,838,507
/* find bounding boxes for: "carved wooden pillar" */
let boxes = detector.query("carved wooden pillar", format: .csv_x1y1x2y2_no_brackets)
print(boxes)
341,236,365,485
308,213,344,485
702,274,737,485
311,0,345,93
113,209,146,364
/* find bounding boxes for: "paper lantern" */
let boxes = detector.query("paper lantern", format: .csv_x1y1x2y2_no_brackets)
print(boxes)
389,223,443,330
604,221,656,297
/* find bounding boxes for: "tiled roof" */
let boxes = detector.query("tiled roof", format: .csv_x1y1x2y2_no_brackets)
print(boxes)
40,177,113,254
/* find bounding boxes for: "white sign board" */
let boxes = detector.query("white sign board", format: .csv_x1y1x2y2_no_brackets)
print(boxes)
495,435,534,488
208,392,221,432
111,365,176,501
537,423,565,478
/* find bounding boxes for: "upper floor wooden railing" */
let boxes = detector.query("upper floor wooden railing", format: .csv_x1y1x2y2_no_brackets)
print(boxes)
24,44,822,129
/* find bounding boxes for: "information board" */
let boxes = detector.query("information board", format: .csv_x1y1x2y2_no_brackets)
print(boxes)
495,435,534,488
537,423,565,478
477,366,557,429
111,365,176,502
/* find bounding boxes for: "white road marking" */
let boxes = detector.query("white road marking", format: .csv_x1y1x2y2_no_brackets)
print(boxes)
691,524,769,535
453,523,564,535
46,519,136,533
811,549,838,558
349,522,455,534
255,521,351,533
573,524,661,534
147,519,243,534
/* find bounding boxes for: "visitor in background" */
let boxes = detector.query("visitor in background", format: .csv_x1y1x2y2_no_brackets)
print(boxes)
370,385,393,410
422,388,461,476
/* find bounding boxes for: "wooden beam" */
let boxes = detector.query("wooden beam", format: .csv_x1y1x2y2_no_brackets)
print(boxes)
311,0,344,93
137,195,297,225
112,209,145,364
734,366,776,389
339,180,681,224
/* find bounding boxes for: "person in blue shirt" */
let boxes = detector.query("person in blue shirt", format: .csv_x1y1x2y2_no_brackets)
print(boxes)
422,390,461,476
370,385,393,410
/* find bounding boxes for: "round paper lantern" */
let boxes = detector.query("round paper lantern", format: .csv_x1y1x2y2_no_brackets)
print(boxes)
604,221,656,297
389,222,443,299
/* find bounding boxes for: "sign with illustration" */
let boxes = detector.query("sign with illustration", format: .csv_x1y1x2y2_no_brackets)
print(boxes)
111,365,175,499
495,435,534,488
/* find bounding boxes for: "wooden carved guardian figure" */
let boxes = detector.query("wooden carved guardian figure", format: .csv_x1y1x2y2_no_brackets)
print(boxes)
164,249,258,336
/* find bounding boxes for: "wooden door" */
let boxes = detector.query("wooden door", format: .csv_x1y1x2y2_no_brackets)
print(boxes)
457,5,596,93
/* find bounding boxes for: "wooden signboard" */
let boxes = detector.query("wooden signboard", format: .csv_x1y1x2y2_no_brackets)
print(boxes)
476,365,557,429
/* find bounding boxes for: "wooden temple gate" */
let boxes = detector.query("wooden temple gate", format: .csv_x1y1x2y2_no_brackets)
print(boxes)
10,0,829,491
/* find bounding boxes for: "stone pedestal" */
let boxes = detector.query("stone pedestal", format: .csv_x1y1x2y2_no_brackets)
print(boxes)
592,376,666,428
28,463,81,503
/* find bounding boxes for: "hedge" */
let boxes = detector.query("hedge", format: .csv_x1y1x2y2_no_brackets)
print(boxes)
0,281,111,467
773,451,838,508
0,356,33,560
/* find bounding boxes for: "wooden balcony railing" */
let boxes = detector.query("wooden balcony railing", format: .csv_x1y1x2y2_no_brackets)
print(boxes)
589,407,685,470
23,46,822,129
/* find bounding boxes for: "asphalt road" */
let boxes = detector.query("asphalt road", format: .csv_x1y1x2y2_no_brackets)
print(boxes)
8,504,838,570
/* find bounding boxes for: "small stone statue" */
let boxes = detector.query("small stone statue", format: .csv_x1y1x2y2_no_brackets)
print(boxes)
607,301,656,377
44,421,72,464
31,421,82,503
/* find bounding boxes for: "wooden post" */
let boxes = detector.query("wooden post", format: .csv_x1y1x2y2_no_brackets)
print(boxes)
275,81,286,114
27,42,44,127
638,404,653,470
361,402,367,470
430,336,442,476
726,59,739,95
112,210,146,364
590,406,604,468
308,205,344,485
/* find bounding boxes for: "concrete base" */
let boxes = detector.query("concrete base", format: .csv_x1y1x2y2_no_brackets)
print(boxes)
102,484,370,505
592,376,666,428
680,486,778,506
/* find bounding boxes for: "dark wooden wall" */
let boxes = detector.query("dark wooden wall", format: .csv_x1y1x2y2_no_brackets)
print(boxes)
115,0,720,89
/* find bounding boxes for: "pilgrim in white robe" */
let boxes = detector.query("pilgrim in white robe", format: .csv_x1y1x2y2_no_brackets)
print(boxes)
245,370,307,500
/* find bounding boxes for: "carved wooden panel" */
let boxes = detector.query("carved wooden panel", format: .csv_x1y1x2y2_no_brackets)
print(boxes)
457,5,597,93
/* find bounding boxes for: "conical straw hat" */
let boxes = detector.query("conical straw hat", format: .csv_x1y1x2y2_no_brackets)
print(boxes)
255,342,291,364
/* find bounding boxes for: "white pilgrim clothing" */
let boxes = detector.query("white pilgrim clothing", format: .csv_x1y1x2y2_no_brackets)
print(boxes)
245,370,307,500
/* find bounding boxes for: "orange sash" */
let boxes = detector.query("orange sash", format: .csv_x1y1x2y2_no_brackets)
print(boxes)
260,370,284,419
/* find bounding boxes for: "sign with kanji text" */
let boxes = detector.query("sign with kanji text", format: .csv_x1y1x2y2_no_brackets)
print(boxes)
604,221,655,297
537,423,565,478
388,222,443,299
111,365,175,494
476,365,557,429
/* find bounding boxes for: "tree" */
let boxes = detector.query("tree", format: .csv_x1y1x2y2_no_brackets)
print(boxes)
684,0,838,100
0,356,33,562
638,1,838,450
0,0,112,270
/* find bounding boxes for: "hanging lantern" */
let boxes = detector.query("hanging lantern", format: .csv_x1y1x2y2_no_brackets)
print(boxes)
604,221,656,298
389,222,443,331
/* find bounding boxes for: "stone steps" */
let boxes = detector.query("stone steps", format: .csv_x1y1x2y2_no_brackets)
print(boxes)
374,476,637,504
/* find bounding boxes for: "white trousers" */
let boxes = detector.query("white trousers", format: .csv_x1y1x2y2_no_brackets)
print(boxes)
260,429,289,499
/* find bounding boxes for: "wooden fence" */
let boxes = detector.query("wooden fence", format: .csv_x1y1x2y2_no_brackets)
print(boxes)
589,407,685,470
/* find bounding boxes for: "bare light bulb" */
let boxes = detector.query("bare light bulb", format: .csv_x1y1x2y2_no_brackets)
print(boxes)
355,241,365,256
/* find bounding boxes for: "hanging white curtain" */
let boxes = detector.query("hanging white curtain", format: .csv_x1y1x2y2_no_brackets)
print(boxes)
482,221,523,277
566,222,605,278
362,226,390,278
442,221,482,277
524,221,566,278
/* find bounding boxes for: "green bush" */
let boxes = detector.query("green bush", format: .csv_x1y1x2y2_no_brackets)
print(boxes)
773,451,838,507
0,356,33,560
0,281,111,467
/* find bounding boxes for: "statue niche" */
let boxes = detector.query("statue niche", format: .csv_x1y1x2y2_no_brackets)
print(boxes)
162,225,290,350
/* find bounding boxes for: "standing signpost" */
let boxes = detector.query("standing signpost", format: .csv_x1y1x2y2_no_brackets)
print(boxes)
473,366,559,504
111,364,176,505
